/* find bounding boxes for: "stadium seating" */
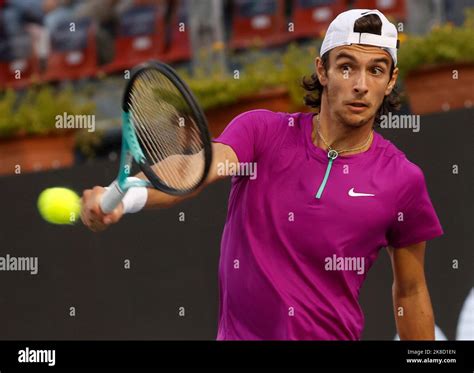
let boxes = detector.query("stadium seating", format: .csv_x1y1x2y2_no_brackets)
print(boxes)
42,18,98,82
290,0,346,40
0,34,40,89
163,0,192,63
350,0,406,21
374,0,406,21
102,3,168,74
229,0,288,50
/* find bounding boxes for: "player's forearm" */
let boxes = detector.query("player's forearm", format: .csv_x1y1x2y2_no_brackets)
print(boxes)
133,172,203,209
131,143,233,209
144,187,202,209
393,283,435,340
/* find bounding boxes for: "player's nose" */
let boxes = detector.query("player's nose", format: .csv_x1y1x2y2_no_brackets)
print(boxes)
353,73,369,95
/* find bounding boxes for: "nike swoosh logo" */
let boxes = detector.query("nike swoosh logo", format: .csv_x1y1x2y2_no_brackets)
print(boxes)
348,188,375,197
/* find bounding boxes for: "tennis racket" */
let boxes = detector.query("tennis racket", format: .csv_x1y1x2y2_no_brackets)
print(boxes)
100,61,213,214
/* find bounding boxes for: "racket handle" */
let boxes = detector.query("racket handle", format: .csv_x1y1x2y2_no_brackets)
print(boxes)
100,181,125,214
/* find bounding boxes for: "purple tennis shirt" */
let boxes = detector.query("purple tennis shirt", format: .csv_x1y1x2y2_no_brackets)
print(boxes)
212,110,443,340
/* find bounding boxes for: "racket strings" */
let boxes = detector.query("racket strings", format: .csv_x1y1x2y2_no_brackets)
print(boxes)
132,96,178,179
132,100,187,189
134,85,197,190
128,69,206,191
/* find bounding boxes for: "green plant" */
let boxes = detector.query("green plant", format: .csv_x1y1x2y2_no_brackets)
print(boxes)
0,90,17,137
281,43,318,108
0,87,95,139
180,42,317,111
398,9,474,80
75,129,104,159
181,54,279,110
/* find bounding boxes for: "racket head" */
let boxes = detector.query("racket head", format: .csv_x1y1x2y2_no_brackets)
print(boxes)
122,61,212,196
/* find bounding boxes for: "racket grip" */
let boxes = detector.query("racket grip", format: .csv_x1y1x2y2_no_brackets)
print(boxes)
100,181,125,214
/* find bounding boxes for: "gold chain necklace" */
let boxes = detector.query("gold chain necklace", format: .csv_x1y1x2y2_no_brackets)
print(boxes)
315,114,373,160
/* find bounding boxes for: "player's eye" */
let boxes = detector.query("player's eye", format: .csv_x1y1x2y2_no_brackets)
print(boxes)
341,64,352,74
371,66,384,75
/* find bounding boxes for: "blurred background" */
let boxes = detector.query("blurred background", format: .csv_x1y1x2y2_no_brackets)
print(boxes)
0,0,472,340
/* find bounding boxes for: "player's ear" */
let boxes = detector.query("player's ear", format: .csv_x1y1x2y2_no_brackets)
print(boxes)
385,67,399,96
315,57,328,87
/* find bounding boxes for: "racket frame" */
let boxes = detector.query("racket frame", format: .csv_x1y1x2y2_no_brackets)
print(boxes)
100,61,212,214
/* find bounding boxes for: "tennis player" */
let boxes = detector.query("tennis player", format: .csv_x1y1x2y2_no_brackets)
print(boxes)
81,9,444,340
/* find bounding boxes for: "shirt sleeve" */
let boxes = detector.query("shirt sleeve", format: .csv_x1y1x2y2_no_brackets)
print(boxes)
212,109,282,164
387,160,444,249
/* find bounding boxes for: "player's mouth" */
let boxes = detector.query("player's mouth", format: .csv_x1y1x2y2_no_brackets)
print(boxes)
346,101,369,113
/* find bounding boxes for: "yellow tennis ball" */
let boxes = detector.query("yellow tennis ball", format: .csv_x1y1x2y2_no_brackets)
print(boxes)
37,187,81,225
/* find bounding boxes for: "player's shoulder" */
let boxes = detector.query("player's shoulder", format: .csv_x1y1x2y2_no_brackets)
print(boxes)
227,110,307,145
375,132,425,183
231,110,309,126
230,109,290,126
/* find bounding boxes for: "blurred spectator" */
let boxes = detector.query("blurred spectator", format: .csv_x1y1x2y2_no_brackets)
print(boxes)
444,0,474,26
2,0,44,36
44,0,120,31
0,0,48,62
43,0,125,65
407,0,474,35
1,0,167,68
188,0,227,75
42,0,165,65
43,0,77,34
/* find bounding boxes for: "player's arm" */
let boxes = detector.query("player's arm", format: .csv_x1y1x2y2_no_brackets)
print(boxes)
387,242,435,340
139,142,238,208
81,142,238,231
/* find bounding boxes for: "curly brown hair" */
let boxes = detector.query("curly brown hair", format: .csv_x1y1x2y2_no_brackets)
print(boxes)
301,14,401,127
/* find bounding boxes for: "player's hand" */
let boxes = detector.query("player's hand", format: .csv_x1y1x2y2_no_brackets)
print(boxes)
81,186,124,232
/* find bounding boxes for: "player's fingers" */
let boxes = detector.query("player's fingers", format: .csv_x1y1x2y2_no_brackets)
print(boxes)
90,186,106,216
81,187,104,218
102,215,114,225
82,189,91,199
102,204,123,225
80,208,88,226
80,190,93,223
89,222,106,232
81,210,100,230
88,213,107,231
81,187,108,231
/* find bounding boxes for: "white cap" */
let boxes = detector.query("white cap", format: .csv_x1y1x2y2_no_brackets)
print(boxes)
320,9,399,66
